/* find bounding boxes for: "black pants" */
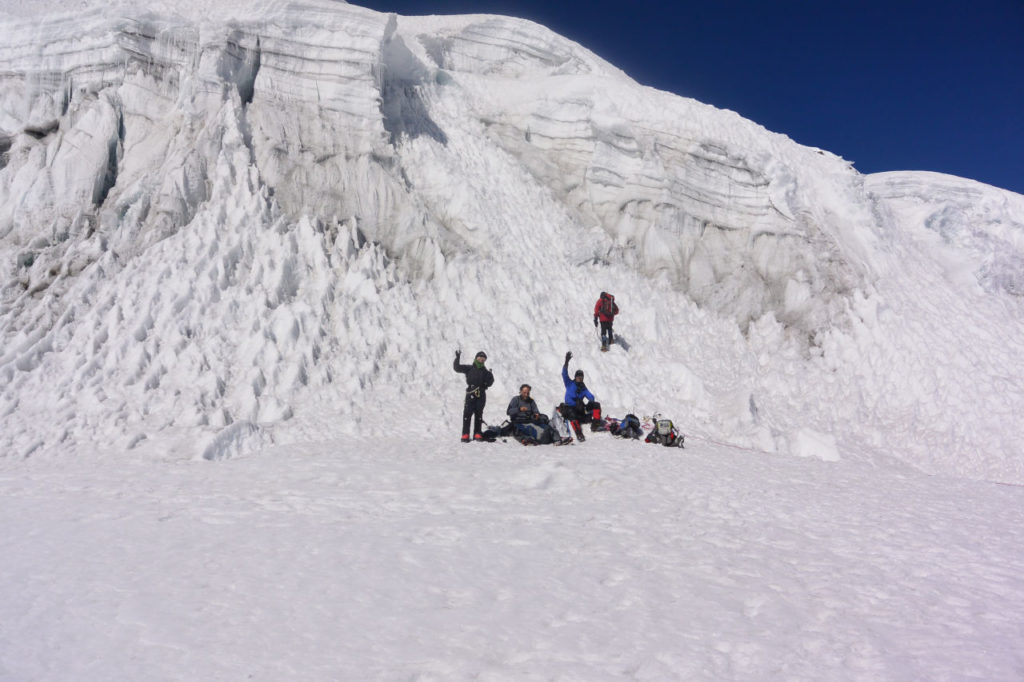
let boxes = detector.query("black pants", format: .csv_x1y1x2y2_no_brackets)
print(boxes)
599,320,613,345
560,401,601,423
462,394,486,436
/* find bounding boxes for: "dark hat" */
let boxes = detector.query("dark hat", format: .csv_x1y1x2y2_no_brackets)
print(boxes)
574,369,584,379
475,351,487,359
520,383,531,391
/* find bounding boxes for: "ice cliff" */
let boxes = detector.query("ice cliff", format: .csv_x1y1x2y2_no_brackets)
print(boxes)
1,0,1022,482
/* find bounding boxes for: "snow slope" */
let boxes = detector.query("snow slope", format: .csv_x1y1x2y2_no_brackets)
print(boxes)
3,0,1022,482
3,1,1024,679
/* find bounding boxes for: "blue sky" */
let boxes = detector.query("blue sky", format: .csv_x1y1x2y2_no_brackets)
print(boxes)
357,0,1024,194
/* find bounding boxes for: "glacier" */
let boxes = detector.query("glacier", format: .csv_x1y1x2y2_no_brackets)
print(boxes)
3,2,1024,680
1,0,1023,484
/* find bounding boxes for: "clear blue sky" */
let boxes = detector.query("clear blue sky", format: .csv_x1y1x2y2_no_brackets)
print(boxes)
356,0,1024,195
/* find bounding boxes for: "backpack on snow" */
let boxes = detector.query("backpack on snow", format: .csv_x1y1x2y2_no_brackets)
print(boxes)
512,421,554,445
599,292,616,317
481,420,515,441
611,413,643,439
648,418,684,447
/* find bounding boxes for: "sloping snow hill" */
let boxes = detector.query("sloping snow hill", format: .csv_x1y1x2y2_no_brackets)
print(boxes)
1,0,1023,482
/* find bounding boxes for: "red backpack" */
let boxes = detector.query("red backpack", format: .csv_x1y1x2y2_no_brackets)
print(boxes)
599,293,616,317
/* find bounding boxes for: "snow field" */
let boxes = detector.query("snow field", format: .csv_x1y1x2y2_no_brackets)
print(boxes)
2,437,1023,680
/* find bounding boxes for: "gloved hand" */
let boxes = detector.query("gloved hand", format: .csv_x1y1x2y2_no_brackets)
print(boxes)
593,316,598,327
564,351,572,364
455,349,461,360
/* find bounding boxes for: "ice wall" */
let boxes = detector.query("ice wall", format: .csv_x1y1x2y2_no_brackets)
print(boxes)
0,2,877,331
1,1,1023,482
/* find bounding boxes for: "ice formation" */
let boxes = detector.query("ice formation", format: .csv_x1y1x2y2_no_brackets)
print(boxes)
1,0,1022,482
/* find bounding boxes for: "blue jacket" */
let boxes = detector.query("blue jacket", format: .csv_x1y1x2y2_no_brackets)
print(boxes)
562,366,595,406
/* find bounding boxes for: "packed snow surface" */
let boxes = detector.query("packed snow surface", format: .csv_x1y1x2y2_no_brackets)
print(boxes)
2,0,1024,679
5,440,1024,680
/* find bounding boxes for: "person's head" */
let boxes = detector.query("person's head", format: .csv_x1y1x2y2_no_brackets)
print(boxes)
574,369,584,384
519,384,531,398
474,351,487,366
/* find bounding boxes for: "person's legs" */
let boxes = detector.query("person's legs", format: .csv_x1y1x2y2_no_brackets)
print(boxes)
600,320,613,346
472,395,486,438
461,399,473,441
563,403,586,440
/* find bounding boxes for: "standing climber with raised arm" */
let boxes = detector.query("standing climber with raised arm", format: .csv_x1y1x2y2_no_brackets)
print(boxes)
453,350,494,442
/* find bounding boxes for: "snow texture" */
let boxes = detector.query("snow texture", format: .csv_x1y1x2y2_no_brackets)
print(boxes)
1,1,1024,679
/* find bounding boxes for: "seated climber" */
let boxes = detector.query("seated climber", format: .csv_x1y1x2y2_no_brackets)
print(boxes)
558,351,604,441
506,384,572,445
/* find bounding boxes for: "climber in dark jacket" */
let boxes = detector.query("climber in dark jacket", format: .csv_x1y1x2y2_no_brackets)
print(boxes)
506,383,572,444
507,384,541,423
453,350,494,441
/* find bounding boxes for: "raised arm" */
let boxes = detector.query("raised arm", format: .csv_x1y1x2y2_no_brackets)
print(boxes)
453,349,467,373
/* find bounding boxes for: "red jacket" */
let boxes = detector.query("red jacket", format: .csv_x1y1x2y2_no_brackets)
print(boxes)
594,292,619,322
